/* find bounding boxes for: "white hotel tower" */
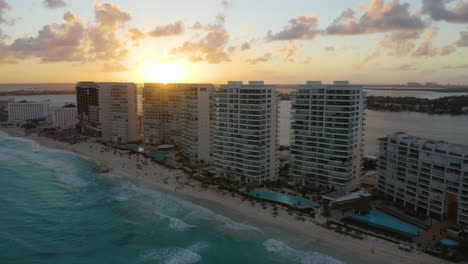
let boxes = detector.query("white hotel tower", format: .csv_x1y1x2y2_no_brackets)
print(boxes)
378,133,468,227
109,83,138,144
289,81,366,191
212,81,278,184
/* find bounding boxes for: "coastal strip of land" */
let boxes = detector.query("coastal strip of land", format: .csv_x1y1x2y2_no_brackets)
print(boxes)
0,127,443,264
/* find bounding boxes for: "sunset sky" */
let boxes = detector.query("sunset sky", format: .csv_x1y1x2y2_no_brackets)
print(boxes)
0,0,467,84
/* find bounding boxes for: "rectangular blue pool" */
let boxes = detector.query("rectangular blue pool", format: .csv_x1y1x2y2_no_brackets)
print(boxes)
147,152,170,161
439,238,459,248
247,191,319,208
351,210,422,237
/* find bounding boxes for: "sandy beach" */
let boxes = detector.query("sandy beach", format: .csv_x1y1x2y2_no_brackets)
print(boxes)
1,127,447,264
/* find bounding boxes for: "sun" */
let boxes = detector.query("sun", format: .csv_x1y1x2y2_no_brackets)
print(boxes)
137,59,189,83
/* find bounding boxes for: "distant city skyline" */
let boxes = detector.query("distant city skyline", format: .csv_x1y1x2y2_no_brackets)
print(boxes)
0,0,468,84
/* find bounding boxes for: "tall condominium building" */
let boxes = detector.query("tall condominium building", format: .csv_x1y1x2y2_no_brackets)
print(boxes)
143,83,182,145
142,83,213,163
109,83,138,143
179,84,213,163
51,103,78,130
8,100,50,122
76,82,137,143
76,82,103,137
378,133,468,227
212,81,278,184
289,81,366,191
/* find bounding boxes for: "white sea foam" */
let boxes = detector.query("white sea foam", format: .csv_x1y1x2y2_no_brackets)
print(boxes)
118,180,263,234
263,239,345,264
141,242,209,264
113,194,130,202
155,211,197,232
33,156,88,188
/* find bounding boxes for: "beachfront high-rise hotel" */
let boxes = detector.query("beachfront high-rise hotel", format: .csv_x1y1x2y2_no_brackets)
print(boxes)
143,83,213,163
378,133,468,227
76,82,138,143
212,81,278,184
289,81,366,191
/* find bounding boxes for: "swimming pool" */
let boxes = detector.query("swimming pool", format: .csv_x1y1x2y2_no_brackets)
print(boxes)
351,210,422,237
118,144,142,152
247,191,319,208
147,152,170,161
439,238,459,248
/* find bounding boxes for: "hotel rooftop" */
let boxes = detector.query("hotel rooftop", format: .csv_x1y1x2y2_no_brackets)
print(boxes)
379,132,468,158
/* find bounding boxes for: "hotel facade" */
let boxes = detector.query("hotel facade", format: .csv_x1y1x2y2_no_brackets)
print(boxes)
143,83,182,145
109,83,138,144
8,100,50,122
76,82,137,143
142,83,213,163
51,103,78,130
289,81,366,191
378,132,468,227
212,81,278,184
179,84,213,163
76,82,103,137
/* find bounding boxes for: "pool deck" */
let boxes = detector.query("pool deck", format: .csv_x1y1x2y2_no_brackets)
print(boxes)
351,210,423,237
246,190,319,209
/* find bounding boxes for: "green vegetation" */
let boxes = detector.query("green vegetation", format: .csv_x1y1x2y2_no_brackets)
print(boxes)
367,95,468,115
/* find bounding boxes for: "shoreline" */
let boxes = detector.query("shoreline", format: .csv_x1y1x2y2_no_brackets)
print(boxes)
0,127,444,264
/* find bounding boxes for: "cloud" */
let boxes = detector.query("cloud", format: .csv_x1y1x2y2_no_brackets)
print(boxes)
266,14,320,41
102,62,127,72
227,41,251,53
43,0,66,9
0,41,16,63
456,31,468,47
442,64,468,69
395,63,417,70
358,26,457,68
88,1,131,61
148,21,184,38
278,41,300,62
422,0,468,23
0,0,12,24
1,1,134,64
93,1,131,30
300,56,313,64
412,28,456,57
355,49,381,69
0,29,6,40
9,12,88,62
246,53,272,65
170,1,232,63
326,0,426,35
128,27,145,46
325,46,335,51
379,31,421,56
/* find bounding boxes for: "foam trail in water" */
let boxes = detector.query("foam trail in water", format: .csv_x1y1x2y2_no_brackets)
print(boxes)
155,211,197,232
141,242,209,264
263,239,345,264
119,181,263,234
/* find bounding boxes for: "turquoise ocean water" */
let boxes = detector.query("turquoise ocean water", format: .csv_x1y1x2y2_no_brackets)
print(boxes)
0,133,348,264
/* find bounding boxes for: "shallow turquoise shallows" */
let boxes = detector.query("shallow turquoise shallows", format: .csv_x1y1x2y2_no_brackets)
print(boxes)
351,210,422,237
0,133,347,264
248,191,319,208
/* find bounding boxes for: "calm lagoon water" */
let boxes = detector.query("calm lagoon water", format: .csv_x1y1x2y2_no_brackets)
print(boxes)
0,133,348,264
